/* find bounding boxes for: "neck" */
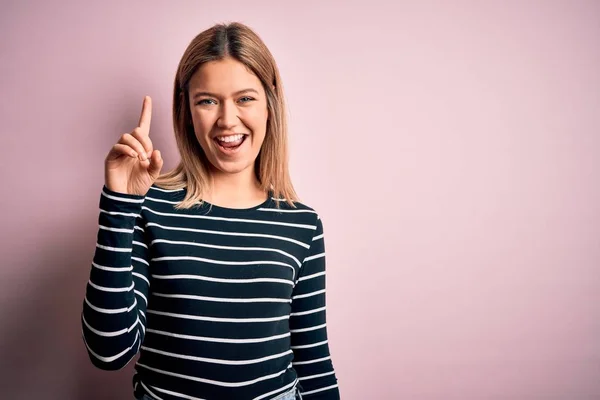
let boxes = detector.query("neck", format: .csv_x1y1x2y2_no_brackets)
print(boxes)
205,166,267,208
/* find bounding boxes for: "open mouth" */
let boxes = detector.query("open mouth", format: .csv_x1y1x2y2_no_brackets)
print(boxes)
214,134,248,153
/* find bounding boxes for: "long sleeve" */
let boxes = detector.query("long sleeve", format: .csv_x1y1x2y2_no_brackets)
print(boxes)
81,185,151,370
290,215,340,399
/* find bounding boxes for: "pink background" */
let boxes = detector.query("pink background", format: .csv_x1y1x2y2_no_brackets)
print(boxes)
1,1,599,399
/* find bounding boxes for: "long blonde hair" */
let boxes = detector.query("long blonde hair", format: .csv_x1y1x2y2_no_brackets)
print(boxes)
155,22,298,209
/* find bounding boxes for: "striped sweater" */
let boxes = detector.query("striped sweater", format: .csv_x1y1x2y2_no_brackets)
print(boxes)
81,184,340,400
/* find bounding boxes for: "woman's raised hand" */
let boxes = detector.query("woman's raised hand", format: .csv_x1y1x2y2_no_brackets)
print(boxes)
104,96,164,196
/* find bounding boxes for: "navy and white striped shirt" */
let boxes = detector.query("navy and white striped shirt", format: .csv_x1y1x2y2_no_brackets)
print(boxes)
81,184,340,400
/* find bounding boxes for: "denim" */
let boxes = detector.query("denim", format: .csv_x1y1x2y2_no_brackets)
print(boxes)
271,386,302,400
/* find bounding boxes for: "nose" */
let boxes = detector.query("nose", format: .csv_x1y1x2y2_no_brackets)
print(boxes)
216,99,238,129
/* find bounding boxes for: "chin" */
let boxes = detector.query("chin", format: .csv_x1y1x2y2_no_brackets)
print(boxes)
210,159,255,175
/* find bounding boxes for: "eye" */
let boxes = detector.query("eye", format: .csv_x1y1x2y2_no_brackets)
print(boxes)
196,99,216,106
238,96,255,103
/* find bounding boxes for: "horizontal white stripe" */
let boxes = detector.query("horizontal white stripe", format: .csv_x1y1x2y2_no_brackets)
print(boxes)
152,239,302,267
133,240,148,249
301,384,339,396
140,382,164,400
99,208,140,218
141,345,293,365
152,274,293,286
99,224,134,233
145,196,184,205
147,222,310,249
136,362,292,387
152,256,293,269
95,243,131,253
85,296,137,314
150,256,294,269
151,256,295,280
153,292,291,304
257,208,316,214
149,186,184,193
290,306,326,317
304,252,325,262
292,289,325,300
102,189,145,203
253,379,297,400
146,328,290,344
290,340,328,350
146,309,289,323
132,272,150,285
142,206,316,230
298,370,336,381
292,356,331,365
312,233,324,241
88,280,134,293
143,382,187,400
83,329,140,363
92,262,132,272
139,310,146,319
298,271,325,282
135,290,148,305
132,256,149,266
82,314,139,337
134,225,145,233
290,323,326,333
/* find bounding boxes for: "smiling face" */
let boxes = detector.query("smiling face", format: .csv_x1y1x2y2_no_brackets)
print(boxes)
187,57,269,179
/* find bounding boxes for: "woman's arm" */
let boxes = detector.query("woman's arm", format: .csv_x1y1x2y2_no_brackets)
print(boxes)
81,186,151,370
290,215,341,399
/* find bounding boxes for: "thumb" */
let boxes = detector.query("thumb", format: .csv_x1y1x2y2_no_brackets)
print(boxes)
147,150,163,179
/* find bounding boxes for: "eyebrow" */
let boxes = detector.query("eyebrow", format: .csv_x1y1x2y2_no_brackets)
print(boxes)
192,88,259,100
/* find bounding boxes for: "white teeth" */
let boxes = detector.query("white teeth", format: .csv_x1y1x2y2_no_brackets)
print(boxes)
217,134,244,143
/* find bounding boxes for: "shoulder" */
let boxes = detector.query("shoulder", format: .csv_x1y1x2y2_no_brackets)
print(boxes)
269,198,325,231
135,184,187,217
272,198,319,216
144,183,187,204
148,183,185,196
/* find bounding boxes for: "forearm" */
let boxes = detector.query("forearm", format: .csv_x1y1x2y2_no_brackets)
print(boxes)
81,186,149,370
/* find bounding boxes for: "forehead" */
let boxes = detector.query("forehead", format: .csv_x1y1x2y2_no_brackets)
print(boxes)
188,57,263,93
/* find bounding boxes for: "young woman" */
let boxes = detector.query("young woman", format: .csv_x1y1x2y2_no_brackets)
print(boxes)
81,22,340,400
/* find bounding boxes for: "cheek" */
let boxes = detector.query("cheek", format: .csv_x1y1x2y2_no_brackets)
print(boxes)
192,113,214,135
245,108,268,131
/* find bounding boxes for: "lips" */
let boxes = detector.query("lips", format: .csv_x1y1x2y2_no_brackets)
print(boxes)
215,134,245,147
213,133,248,153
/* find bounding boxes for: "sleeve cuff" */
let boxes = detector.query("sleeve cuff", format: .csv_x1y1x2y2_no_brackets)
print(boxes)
99,185,146,214
102,185,146,200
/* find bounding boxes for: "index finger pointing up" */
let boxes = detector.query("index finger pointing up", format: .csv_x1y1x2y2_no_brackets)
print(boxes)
137,96,152,133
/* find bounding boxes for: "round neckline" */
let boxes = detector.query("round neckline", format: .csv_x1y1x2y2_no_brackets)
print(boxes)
180,187,275,214
200,195,273,213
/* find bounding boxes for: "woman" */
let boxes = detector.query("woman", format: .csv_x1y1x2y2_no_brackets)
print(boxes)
81,22,340,400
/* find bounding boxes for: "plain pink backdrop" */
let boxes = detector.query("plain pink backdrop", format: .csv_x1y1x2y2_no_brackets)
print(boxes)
1,1,599,399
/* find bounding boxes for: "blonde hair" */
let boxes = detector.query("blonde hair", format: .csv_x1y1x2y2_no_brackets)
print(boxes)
155,22,298,209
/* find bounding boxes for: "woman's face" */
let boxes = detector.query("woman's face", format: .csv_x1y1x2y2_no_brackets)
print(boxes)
187,57,269,177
